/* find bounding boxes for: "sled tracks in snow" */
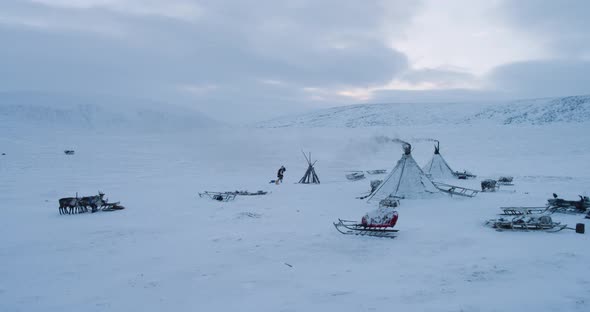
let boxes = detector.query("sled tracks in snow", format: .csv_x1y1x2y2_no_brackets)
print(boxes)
333,219,398,238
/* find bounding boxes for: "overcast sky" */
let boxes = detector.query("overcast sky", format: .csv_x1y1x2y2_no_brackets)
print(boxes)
1,0,589,122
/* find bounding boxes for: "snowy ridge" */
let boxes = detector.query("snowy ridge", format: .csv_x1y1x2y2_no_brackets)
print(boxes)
0,92,219,132
469,95,590,124
258,95,590,127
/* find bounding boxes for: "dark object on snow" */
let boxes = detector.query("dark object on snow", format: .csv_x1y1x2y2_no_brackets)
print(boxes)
576,223,585,234
498,176,514,185
275,166,286,184
64,150,75,155
433,182,479,197
298,151,320,184
345,171,365,181
455,170,477,179
481,179,498,192
1,153,5,156
366,169,387,175
586,211,590,219
547,195,589,213
199,191,236,202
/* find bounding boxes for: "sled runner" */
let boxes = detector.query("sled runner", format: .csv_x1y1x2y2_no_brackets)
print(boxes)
485,215,567,232
333,219,398,238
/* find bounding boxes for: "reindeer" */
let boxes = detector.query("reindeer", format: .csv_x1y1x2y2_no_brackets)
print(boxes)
58,196,80,215
79,191,106,213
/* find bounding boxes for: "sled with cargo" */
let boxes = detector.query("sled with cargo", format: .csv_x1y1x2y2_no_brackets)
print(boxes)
454,170,476,179
333,219,399,238
345,171,366,181
497,176,514,186
198,191,237,202
334,207,399,239
485,214,567,232
547,195,589,214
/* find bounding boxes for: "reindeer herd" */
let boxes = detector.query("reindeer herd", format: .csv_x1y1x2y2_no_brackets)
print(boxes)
58,191,124,215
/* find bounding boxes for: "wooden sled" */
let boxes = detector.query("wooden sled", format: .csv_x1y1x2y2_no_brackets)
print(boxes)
433,182,479,197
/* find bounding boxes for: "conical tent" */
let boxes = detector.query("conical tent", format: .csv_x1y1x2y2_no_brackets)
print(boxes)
298,151,320,184
367,143,440,202
422,142,456,180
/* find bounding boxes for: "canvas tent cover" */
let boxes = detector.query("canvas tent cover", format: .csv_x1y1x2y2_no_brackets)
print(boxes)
368,147,440,202
422,143,455,180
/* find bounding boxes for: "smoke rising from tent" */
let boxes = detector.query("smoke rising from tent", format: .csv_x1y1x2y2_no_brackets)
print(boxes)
412,138,439,144
374,136,410,146
373,136,412,154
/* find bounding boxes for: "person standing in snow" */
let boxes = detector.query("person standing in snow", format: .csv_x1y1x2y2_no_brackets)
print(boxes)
276,166,286,184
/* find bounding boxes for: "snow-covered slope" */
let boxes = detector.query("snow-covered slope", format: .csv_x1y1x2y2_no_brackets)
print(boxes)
0,92,219,132
469,95,590,124
258,95,590,127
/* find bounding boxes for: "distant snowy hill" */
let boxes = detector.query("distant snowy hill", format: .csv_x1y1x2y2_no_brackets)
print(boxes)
0,92,219,132
258,95,590,127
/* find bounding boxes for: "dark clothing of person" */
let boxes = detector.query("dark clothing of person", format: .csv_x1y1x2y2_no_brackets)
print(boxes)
277,167,286,182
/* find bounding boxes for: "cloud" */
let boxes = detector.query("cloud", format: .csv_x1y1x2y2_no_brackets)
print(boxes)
0,0,420,122
29,0,203,22
0,0,588,124
486,59,590,98
395,68,479,89
495,0,590,58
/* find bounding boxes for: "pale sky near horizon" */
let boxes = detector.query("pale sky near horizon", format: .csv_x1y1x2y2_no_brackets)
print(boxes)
1,0,589,122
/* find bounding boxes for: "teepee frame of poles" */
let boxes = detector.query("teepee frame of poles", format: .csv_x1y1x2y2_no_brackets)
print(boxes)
298,151,320,184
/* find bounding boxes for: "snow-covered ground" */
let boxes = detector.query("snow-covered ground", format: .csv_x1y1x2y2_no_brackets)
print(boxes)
1,121,589,311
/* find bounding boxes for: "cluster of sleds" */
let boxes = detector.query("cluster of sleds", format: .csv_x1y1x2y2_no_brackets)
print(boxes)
486,194,589,233
334,140,587,239
58,191,125,215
